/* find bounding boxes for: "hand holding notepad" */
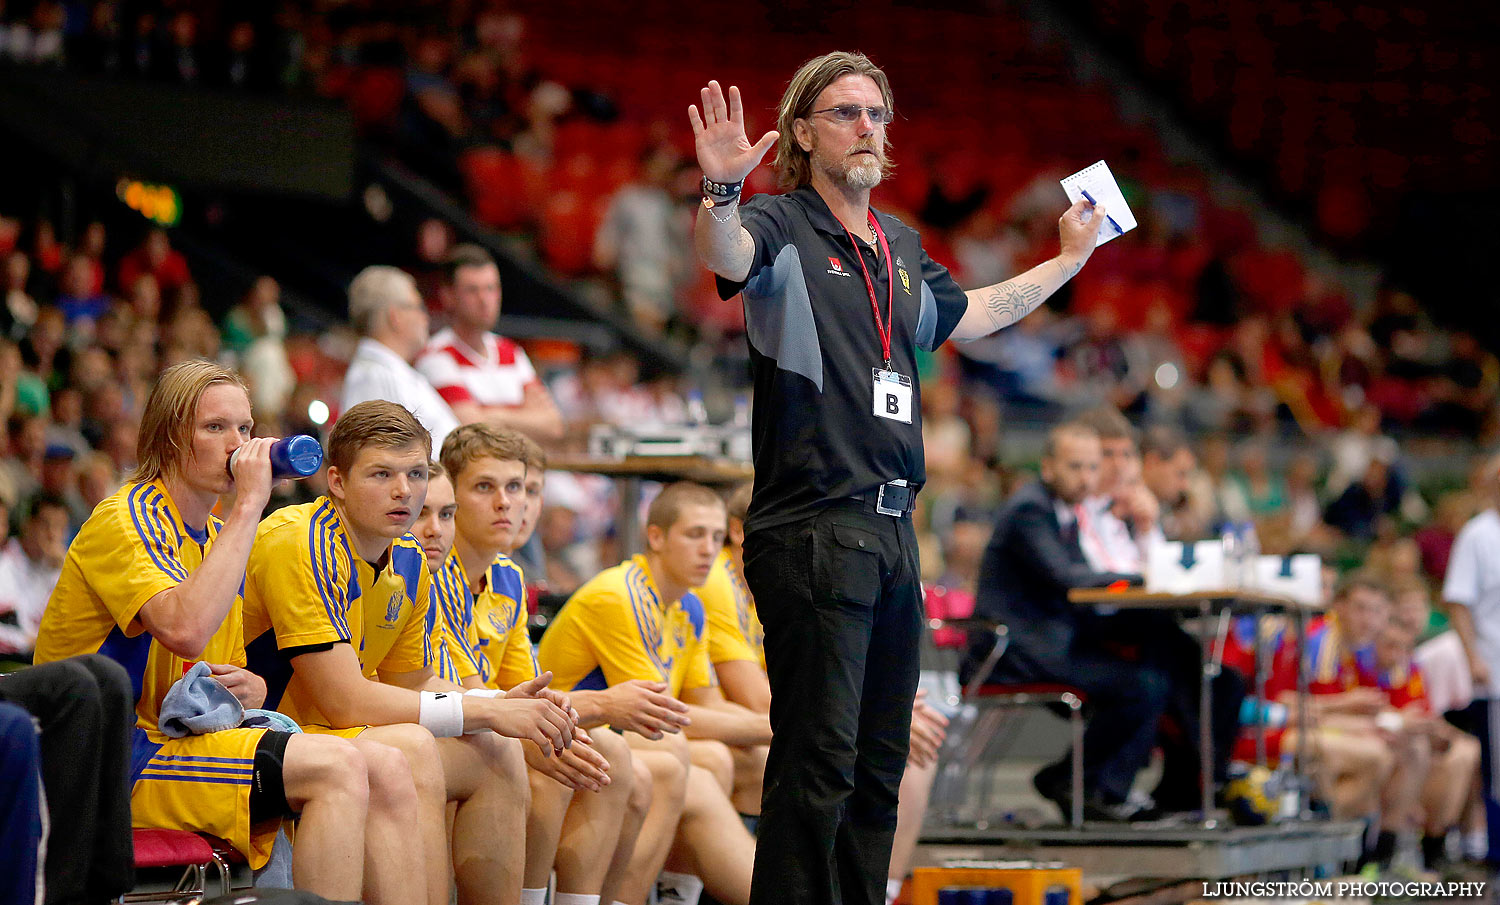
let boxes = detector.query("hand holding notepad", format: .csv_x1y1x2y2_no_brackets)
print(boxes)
1060,160,1137,247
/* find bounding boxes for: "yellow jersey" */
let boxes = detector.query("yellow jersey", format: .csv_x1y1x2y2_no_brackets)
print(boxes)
698,549,765,669
537,555,713,696
243,497,435,729
34,479,247,734
439,550,537,690
424,561,465,684
431,550,481,681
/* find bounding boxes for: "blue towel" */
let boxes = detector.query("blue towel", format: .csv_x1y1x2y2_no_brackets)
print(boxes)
157,662,243,738
242,709,303,735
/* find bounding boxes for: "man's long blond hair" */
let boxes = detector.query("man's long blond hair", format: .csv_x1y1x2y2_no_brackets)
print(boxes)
773,51,895,190
129,359,249,484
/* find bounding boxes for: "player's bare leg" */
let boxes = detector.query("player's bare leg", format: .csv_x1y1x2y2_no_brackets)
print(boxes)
554,728,635,895
281,733,372,901
729,745,768,816
619,734,691,905
689,739,734,797
600,756,654,905
440,732,533,905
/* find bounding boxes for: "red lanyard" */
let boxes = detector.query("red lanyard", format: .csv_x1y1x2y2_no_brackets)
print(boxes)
843,211,895,369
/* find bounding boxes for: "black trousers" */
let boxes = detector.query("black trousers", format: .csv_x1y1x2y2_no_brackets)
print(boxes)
1087,612,1245,806
996,647,1172,804
0,654,136,905
743,502,922,905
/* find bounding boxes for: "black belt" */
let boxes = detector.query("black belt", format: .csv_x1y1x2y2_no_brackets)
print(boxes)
852,480,920,517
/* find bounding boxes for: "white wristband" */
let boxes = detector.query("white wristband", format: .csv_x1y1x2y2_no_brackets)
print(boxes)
462,688,503,734
419,691,465,738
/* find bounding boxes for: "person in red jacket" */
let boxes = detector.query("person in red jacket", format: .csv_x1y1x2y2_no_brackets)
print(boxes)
117,228,191,296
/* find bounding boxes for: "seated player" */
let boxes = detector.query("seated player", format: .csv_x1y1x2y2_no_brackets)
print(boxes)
242,400,605,905
539,482,765,905
1370,617,1481,870
1217,613,1392,822
421,428,645,905
1307,574,1430,869
702,485,948,905
33,360,426,903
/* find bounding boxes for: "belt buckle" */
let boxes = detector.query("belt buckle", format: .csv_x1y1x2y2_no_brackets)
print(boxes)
875,479,908,517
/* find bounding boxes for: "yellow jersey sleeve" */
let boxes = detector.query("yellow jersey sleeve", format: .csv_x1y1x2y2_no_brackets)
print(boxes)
474,556,539,690
433,554,483,682
424,585,462,683
78,483,196,632
375,539,433,676
34,481,247,733
244,501,353,651
700,552,762,666
679,596,715,694
538,562,662,692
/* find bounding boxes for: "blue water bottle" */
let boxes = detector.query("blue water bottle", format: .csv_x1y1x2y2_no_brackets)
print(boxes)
228,435,324,480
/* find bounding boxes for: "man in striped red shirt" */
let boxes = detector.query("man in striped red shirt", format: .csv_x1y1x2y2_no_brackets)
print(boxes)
416,244,564,442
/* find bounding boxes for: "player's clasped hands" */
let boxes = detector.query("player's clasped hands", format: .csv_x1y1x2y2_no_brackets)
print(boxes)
688,80,779,187
605,679,692,740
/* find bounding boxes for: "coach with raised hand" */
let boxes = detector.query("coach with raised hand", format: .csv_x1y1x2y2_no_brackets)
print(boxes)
690,51,1107,905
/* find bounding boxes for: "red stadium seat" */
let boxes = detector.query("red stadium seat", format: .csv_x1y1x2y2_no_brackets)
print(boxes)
346,67,406,133
461,147,538,231
123,828,241,903
538,190,607,276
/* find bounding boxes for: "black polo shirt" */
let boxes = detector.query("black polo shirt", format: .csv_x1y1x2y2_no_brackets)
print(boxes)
717,184,969,533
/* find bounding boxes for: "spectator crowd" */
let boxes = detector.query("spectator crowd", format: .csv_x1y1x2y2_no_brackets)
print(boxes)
2,1,1499,900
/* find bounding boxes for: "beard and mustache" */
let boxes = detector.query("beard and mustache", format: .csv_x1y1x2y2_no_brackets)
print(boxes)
810,133,888,189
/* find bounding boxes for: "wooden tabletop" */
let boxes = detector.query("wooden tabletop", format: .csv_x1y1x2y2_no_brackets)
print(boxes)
1068,587,1322,611
549,453,754,487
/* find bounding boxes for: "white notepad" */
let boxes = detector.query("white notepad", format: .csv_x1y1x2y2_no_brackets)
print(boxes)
1059,160,1136,247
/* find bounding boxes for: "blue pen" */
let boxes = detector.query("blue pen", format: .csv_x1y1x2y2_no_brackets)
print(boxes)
1080,189,1123,236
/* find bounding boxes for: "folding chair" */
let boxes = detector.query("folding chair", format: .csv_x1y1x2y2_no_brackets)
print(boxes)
120,828,239,903
927,615,1086,829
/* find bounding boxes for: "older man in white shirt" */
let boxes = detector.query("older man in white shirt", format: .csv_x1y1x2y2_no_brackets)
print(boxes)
339,265,460,454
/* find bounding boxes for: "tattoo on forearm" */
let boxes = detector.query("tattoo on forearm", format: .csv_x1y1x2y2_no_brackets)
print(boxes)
1056,257,1082,280
981,280,1044,330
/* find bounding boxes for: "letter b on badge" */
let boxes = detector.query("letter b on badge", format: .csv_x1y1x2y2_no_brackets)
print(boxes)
872,368,913,424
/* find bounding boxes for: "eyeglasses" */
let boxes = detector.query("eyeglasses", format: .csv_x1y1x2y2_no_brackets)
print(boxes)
809,104,894,125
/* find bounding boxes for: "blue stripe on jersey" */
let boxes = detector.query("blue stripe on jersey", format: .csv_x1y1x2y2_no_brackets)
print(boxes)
574,666,608,691
136,772,252,786
143,488,191,579
421,592,435,667
391,540,425,607
144,763,255,777
489,558,524,603
680,591,706,638
436,564,482,677
310,506,351,640
126,484,189,583
624,566,669,681
130,726,162,783
149,754,255,764
99,623,152,708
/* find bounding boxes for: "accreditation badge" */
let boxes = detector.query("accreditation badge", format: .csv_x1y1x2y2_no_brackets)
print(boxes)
872,368,913,424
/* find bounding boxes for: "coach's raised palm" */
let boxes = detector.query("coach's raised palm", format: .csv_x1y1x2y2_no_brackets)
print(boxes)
689,80,779,185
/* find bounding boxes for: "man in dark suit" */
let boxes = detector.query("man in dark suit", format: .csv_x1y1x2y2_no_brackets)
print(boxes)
964,421,1169,821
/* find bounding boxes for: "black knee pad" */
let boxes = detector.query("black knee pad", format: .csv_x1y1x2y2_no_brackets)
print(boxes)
249,730,298,823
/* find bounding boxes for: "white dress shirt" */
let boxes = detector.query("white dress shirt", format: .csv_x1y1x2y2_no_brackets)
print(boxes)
0,539,60,654
1443,508,1500,698
340,337,460,455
